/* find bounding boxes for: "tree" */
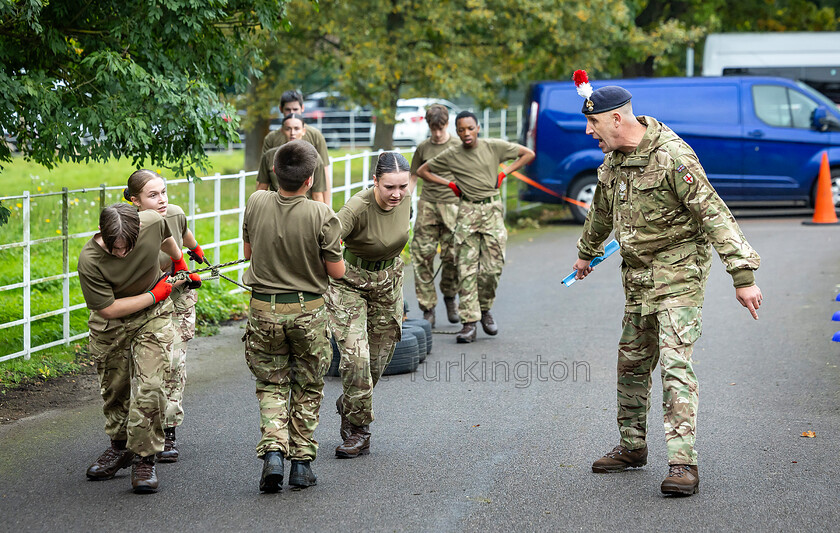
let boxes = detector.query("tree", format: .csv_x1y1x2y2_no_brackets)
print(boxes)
241,0,630,151
0,0,289,177
607,0,839,79
721,0,838,32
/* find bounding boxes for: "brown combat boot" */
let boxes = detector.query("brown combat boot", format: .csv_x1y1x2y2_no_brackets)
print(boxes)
156,427,179,463
335,424,371,458
444,296,460,324
660,464,699,496
422,308,435,328
131,455,159,493
336,395,352,441
456,322,477,343
480,310,498,335
86,440,135,480
591,445,648,473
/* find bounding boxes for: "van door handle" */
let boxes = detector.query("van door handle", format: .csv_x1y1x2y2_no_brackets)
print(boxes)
747,129,764,138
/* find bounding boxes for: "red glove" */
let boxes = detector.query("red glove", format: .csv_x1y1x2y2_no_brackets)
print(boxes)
148,275,173,303
448,181,462,198
186,273,202,289
171,253,189,274
187,244,206,264
496,171,506,189
171,252,202,289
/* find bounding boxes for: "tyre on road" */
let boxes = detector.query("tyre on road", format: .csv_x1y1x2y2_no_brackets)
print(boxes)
383,331,419,376
328,329,420,377
401,323,427,363
403,317,432,356
327,337,341,377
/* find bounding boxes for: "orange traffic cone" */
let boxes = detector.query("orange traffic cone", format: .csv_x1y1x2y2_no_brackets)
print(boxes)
803,152,839,225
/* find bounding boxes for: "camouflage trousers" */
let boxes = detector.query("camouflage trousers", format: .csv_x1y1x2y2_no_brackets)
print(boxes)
164,285,197,428
453,199,506,323
87,299,175,457
327,259,404,427
410,199,459,311
243,296,332,460
617,307,702,465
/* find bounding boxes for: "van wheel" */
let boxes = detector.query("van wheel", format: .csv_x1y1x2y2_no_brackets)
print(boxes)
810,167,840,207
567,174,597,223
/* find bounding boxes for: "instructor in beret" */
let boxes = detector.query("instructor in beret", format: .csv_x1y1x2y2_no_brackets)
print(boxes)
569,71,763,496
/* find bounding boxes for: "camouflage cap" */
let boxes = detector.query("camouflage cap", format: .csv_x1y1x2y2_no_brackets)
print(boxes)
582,86,632,115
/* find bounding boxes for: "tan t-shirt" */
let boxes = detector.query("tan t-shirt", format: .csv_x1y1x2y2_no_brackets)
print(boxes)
428,138,521,201
78,210,172,311
337,187,411,262
158,203,188,271
257,146,327,196
411,136,461,204
263,127,330,164
242,191,342,295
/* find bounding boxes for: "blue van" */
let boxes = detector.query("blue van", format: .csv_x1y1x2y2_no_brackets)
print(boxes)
519,76,840,222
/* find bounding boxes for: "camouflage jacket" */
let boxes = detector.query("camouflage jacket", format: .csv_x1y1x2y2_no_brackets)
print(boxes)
577,116,760,315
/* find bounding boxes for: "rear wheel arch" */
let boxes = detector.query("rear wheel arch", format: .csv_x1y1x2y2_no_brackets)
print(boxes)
567,172,598,224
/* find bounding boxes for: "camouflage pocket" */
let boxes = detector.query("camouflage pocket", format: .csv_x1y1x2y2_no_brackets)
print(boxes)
653,242,699,298
633,170,667,222
87,313,117,363
666,306,702,345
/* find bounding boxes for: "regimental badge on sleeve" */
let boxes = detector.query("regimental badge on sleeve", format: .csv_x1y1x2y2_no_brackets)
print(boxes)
683,173,694,184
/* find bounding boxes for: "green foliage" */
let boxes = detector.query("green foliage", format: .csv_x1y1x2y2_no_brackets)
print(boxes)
241,0,630,147
722,0,839,32
0,343,87,390
607,0,840,77
0,200,9,226
195,283,249,336
0,0,289,177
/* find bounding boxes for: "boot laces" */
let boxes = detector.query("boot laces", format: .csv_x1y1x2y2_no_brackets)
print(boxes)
135,458,155,478
605,445,628,458
667,465,691,478
96,446,123,465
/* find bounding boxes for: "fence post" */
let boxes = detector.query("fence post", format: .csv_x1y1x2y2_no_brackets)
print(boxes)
188,177,196,236
361,151,370,196
22,191,30,360
515,105,523,140
345,157,353,201
62,188,70,345
213,174,221,285
350,112,356,151
238,170,246,287
99,183,106,211
483,109,490,138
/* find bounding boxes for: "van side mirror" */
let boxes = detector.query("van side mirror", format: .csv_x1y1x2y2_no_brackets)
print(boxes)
812,106,840,132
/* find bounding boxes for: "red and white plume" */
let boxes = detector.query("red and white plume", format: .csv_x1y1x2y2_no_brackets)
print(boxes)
573,70,593,100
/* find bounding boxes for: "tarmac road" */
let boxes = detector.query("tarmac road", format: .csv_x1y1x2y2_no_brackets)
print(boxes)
2,215,839,532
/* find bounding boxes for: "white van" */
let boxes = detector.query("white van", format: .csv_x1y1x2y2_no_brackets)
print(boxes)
702,32,840,103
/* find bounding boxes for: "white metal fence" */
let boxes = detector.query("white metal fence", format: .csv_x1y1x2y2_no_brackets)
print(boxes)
0,107,525,364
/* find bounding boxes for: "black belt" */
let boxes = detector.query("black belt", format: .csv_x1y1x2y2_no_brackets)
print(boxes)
461,193,501,204
343,249,396,271
251,291,322,303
